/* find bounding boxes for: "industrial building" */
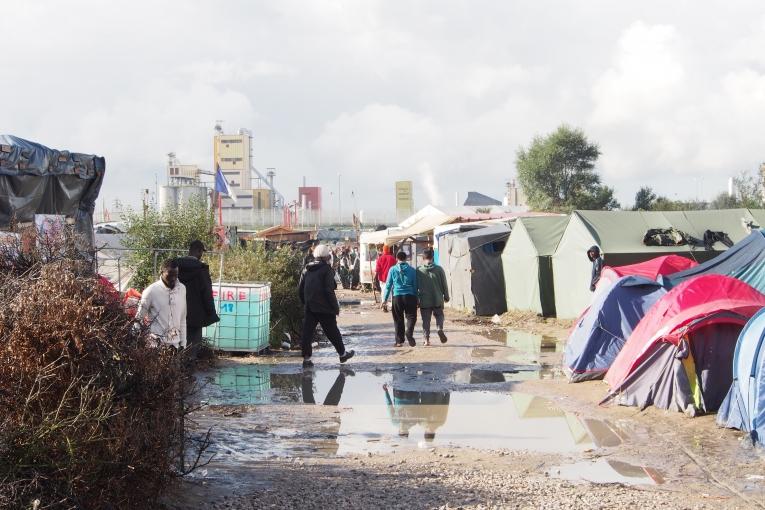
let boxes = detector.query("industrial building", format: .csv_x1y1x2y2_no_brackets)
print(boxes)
159,153,208,211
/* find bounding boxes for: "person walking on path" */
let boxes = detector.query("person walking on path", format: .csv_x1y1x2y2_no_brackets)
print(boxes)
375,245,396,290
417,248,449,346
381,250,418,347
136,258,187,349
177,240,219,350
298,244,355,368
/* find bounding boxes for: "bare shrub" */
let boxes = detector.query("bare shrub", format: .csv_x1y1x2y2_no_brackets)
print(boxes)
0,230,206,509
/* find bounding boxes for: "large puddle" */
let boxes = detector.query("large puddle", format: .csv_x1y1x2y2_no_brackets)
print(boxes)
475,329,564,378
194,367,633,460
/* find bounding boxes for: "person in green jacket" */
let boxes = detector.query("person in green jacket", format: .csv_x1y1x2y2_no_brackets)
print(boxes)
417,248,449,346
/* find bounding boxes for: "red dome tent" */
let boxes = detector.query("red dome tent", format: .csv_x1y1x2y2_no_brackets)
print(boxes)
597,254,697,291
602,275,765,416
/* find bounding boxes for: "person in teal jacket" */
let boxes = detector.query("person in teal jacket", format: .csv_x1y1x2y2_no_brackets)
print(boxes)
381,251,418,347
417,248,449,346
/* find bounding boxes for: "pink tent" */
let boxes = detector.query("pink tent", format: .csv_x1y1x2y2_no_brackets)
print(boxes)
602,275,765,415
598,255,697,290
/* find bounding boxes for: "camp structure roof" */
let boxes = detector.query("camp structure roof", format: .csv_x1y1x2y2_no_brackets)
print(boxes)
603,274,765,415
386,208,455,243
463,191,502,207
551,209,757,319
255,225,314,242
359,227,403,246
664,229,765,292
503,216,568,317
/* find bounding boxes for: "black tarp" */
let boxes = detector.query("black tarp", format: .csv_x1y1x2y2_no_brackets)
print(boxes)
0,135,105,248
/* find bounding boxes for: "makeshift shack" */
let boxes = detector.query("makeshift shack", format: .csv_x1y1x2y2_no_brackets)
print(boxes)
444,223,511,316
502,216,568,317
0,135,105,248
551,210,755,319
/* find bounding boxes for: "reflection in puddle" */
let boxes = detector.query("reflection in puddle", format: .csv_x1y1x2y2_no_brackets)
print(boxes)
477,330,563,373
197,367,631,459
549,459,664,485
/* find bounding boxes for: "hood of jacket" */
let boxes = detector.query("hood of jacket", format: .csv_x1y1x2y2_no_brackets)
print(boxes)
177,255,205,283
421,262,436,272
587,245,601,261
306,260,329,272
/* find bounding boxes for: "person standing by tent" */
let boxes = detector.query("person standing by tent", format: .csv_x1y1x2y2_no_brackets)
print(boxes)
350,246,361,289
177,240,220,350
587,246,603,292
375,245,396,289
381,251,418,347
136,258,187,349
298,244,355,368
417,248,449,346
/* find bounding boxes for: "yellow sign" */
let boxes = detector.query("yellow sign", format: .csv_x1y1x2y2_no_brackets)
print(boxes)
395,181,414,219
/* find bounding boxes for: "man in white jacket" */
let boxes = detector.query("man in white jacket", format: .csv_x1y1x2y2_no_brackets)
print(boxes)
136,258,188,349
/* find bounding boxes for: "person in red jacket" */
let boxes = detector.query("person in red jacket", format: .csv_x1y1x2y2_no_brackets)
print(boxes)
375,244,396,288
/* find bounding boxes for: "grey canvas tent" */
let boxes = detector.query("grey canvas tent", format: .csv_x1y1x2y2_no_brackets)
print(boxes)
552,210,760,319
502,216,568,317
444,223,511,316
0,135,105,248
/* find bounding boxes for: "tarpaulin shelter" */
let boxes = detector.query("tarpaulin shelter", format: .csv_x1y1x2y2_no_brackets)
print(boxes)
444,223,511,316
597,254,697,291
434,223,487,265
0,135,105,248
603,275,765,415
502,216,568,317
717,308,765,445
664,229,765,292
564,276,667,383
552,210,758,319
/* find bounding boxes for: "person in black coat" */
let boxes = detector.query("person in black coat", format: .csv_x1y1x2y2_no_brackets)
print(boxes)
177,240,220,347
298,244,355,368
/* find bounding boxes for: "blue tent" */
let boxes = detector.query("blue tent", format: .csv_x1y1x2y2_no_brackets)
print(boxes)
717,308,765,445
564,276,667,382
665,230,765,292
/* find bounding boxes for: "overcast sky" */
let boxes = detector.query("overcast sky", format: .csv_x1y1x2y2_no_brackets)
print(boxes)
3,1,765,213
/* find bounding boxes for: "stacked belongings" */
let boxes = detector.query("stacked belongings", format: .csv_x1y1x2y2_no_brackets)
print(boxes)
564,276,667,382
595,254,697,294
717,308,765,445
602,274,765,416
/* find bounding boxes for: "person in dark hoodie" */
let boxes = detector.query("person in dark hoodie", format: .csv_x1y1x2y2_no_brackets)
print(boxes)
177,240,220,349
298,244,355,368
417,248,449,346
587,245,603,292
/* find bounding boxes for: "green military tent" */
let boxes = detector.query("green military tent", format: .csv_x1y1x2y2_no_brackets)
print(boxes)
502,216,568,317
552,209,763,319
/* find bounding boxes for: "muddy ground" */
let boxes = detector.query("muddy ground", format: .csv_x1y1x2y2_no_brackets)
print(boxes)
164,290,765,509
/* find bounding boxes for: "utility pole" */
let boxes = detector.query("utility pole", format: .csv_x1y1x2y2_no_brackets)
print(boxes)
338,172,342,226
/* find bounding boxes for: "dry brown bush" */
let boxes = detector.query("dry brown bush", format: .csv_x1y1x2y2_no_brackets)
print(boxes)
0,230,205,509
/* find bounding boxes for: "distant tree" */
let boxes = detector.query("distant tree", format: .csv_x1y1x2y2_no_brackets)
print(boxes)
732,170,765,209
633,186,657,211
709,192,741,210
651,197,707,211
516,125,618,211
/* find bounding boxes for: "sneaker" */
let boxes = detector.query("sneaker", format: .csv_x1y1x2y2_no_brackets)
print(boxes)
394,342,403,347
438,330,448,343
339,350,355,363
302,358,314,368
407,337,416,347
424,339,431,347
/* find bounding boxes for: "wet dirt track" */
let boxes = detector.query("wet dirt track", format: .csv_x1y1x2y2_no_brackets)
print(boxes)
164,291,765,509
